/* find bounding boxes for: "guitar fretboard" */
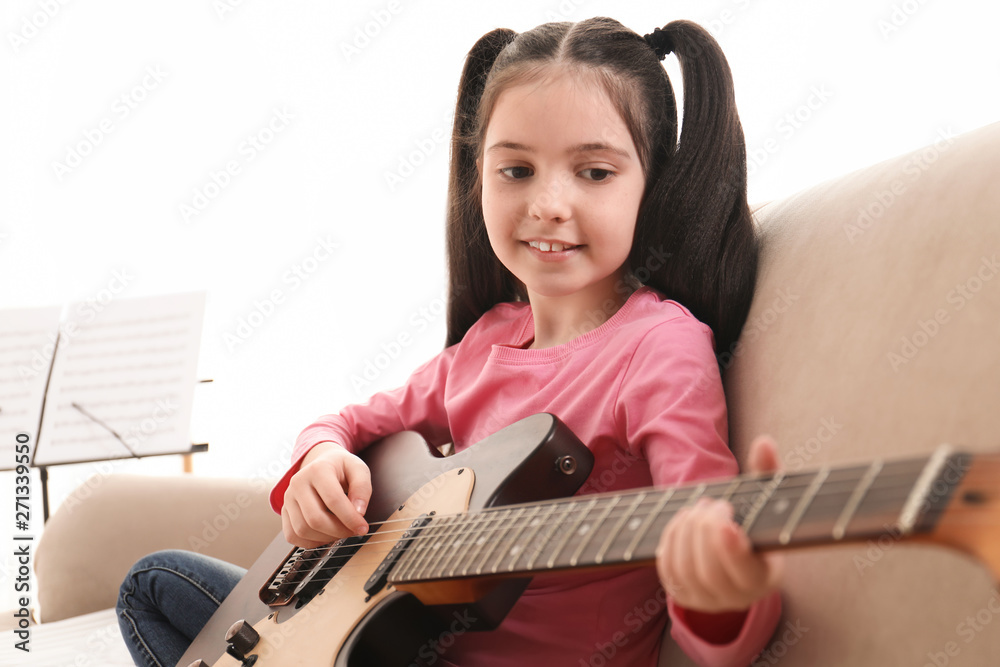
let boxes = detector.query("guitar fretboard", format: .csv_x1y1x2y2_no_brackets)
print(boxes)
389,447,968,584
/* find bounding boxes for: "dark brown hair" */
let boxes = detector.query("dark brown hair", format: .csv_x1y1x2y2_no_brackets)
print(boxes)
445,17,757,358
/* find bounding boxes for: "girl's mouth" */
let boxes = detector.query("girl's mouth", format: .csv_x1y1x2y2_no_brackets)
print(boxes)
527,240,581,253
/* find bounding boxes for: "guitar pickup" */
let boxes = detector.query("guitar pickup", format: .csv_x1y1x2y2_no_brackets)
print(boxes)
364,514,432,596
261,532,373,607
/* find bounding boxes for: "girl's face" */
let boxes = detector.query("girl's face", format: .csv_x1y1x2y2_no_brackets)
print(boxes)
479,71,646,313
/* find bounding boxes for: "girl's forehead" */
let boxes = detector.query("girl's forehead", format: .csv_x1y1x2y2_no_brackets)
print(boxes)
485,68,630,143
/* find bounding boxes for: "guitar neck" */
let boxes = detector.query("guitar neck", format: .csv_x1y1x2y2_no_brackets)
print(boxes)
389,445,985,585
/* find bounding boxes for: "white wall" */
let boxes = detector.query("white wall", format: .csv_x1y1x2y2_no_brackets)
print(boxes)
1,0,997,610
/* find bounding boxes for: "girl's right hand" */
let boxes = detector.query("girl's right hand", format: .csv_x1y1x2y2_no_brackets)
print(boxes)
281,442,372,549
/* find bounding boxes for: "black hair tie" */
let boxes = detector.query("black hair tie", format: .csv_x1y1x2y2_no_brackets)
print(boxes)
643,27,673,60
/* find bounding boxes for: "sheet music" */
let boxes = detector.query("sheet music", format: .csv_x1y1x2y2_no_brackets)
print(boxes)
0,307,63,470
34,292,206,466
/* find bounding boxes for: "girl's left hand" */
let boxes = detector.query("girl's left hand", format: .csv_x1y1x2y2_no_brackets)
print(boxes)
655,435,785,613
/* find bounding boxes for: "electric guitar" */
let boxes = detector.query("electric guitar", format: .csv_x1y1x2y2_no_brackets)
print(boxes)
178,413,1000,667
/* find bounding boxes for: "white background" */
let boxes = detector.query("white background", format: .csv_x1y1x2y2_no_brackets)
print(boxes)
1,0,998,611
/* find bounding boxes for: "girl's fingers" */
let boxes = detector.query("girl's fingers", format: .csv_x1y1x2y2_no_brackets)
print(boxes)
714,508,785,606
656,506,688,599
687,501,727,609
284,448,372,538
659,499,776,612
342,455,373,522
663,500,721,610
282,498,332,548
714,521,766,606
312,462,369,535
301,482,356,537
696,500,758,610
704,503,753,606
283,468,359,545
746,435,781,474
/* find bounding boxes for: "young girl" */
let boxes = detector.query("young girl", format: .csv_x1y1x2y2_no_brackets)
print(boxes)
119,17,782,667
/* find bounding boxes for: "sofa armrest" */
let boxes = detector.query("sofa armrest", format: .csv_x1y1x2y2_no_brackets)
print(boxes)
35,474,281,623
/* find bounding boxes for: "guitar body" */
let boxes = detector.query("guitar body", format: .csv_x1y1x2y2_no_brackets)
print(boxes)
179,413,594,667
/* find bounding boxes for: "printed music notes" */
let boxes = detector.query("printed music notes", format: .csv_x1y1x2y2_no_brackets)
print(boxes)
0,292,206,468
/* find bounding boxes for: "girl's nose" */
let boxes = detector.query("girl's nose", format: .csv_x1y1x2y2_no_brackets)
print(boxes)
527,174,572,222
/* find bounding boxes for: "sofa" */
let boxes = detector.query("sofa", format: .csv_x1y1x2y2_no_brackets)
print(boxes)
6,121,999,666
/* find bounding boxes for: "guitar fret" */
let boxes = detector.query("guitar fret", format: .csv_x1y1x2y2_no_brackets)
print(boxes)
778,467,829,545
493,505,539,574
719,477,742,502
525,503,570,570
741,472,786,535
683,483,707,508
570,496,620,566
595,492,646,564
623,488,676,561
546,498,598,569
393,520,425,582
898,445,952,535
410,516,458,581
833,460,883,540
513,504,560,571
391,530,418,583
461,509,509,576
446,511,488,577
474,508,522,576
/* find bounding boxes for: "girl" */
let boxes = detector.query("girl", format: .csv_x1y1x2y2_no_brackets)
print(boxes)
119,16,782,667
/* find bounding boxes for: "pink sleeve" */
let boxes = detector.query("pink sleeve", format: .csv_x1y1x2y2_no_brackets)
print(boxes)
615,314,782,667
268,345,457,513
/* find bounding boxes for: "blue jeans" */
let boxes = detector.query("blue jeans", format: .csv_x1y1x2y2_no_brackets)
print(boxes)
117,550,245,667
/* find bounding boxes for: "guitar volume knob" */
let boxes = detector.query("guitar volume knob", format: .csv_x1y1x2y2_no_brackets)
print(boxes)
226,619,260,660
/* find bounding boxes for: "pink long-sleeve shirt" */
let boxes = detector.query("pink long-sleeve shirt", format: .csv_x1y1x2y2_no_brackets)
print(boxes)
270,286,781,666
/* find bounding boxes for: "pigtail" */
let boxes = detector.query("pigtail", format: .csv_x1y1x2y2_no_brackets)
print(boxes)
445,28,519,347
633,20,758,358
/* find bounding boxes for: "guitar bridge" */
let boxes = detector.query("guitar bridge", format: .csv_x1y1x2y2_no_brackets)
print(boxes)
259,532,373,607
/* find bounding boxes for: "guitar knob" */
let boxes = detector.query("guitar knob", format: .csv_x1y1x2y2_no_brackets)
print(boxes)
226,619,260,660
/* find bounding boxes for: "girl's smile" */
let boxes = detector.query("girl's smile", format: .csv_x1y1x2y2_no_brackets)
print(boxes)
523,238,582,260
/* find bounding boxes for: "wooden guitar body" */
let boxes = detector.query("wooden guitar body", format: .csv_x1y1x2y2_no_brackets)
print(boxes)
179,413,594,666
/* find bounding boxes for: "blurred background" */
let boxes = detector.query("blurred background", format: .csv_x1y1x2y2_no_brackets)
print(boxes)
1,0,998,608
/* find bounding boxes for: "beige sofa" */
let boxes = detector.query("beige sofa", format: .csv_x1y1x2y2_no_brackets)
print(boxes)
12,121,1000,665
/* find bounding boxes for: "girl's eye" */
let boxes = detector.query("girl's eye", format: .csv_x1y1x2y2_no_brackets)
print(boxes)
499,166,533,180
581,168,613,182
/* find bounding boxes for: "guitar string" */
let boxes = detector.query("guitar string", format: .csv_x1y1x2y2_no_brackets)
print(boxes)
281,464,940,550
303,462,935,538
261,503,994,591
277,474,993,575
279,467,976,566
272,460,984,580
272,454,984,576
